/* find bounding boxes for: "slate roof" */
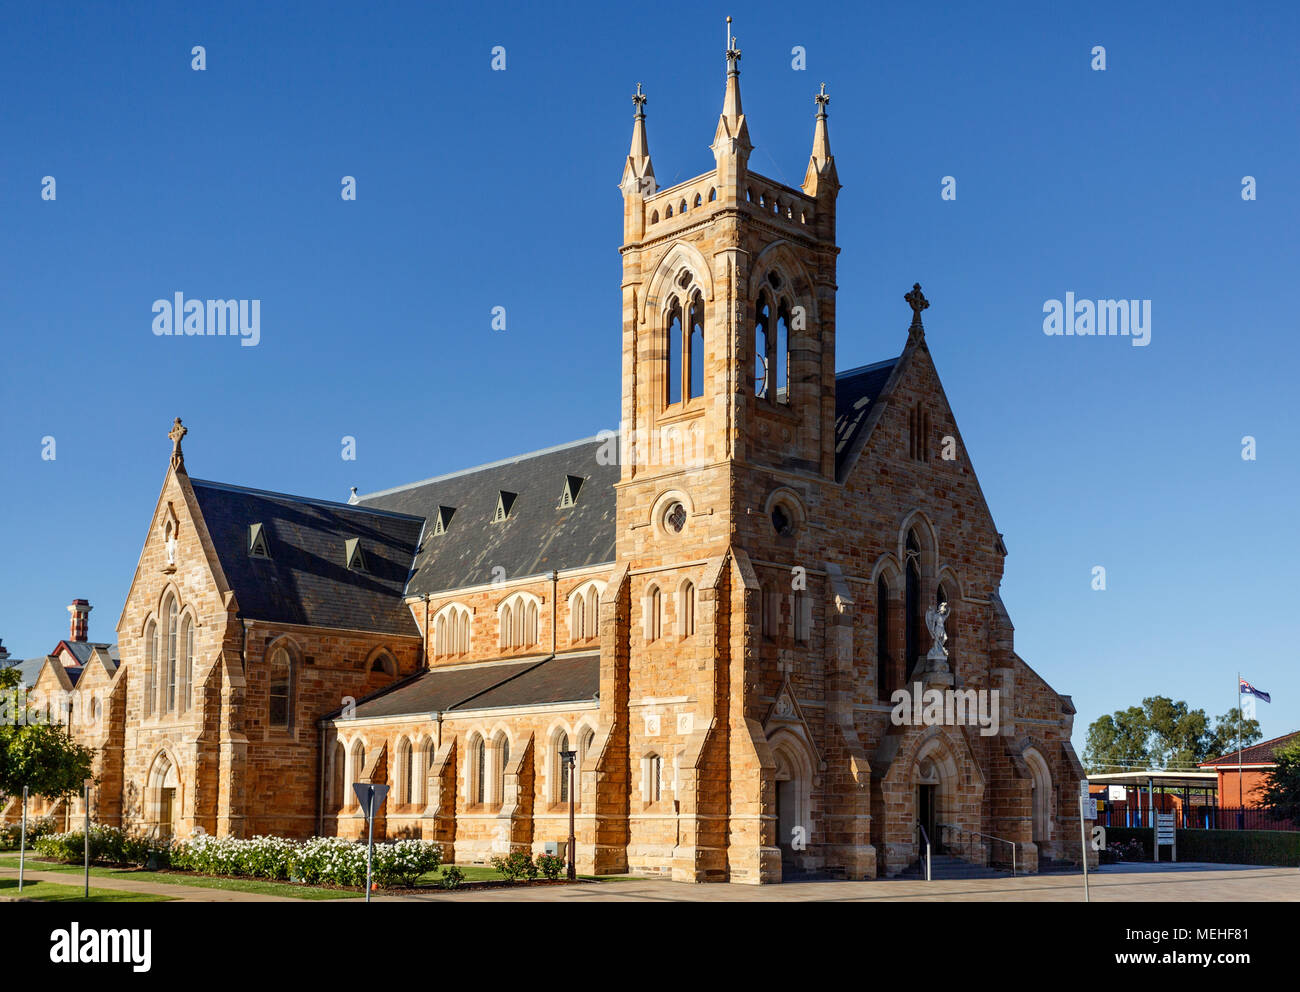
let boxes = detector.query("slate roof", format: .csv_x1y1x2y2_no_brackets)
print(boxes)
834,358,900,481
356,437,619,598
1200,731,1300,767
5,657,49,688
56,640,115,666
338,652,600,720
189,480,425,637
175,359,898,658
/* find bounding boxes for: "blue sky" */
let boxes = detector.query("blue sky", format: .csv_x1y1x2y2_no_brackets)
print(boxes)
1,1,1296,754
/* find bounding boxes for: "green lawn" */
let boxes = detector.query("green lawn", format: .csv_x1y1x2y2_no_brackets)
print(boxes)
412,864,637,887
0,856,361,901
0,877,173,903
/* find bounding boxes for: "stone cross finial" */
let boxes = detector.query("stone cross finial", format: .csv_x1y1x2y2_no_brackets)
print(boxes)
905,283,930,328
815,82,830,110
168,417,188,470
632,81,646,113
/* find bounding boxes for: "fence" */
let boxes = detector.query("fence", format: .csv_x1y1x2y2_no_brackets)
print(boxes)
1097,804,1297,832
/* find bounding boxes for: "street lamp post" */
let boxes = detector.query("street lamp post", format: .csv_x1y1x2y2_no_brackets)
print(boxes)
561,749,577,881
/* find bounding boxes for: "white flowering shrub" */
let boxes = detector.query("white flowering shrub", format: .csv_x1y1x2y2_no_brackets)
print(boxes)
168,833,441,888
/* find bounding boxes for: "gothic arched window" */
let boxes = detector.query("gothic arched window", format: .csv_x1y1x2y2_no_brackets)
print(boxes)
645,584,663,641
905,530,922,679
268,645,292,730
144,618,157,718
775,301,791,403
397,736,413,805
555,731,571,804
679,580,696,637
688,293,705,400
181,614,194,713
754,295,771,398
877,576,891,701
666,300,683,405
164,596,178,713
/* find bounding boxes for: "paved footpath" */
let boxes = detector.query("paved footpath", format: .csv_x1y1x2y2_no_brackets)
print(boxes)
0,864,304,902
2,861,1295,903
375,862,1300,903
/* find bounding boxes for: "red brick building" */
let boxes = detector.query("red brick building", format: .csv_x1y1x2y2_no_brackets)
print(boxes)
1200,731,1300,808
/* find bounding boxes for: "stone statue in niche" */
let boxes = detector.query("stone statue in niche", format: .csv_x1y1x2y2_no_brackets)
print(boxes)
925,601,950,661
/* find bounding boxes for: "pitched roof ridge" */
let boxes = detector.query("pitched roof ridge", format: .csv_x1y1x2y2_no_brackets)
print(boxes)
1201,729,1300,764
189,478,424,521
355,435,609,502
836,356,898,378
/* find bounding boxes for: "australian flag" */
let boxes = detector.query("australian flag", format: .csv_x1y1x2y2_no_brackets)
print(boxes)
1240,678,1272,704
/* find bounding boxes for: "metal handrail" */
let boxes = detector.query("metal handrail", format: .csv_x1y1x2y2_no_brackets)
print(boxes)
941,823,1017,876
914,822,932,881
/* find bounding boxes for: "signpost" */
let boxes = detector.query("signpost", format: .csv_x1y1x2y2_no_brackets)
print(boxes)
84,778,93,899
352,783,390,903
1078,780,1090,903
18,786,28,894
1154,812,1176,863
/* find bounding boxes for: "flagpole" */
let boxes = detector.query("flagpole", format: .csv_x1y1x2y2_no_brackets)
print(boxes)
1237,672,1244,829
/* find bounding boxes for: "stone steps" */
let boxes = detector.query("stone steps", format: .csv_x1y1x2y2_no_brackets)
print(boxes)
898,854,1013,880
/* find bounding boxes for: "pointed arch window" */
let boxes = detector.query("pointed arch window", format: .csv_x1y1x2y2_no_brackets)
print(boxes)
268,645,292,730
775,301,791,403
679,580,696,638
905,530,922,679
180,614,194,713
876,576,892,701
164,596,178,713
434,600,470,655
472,735,487,804
349,740,366,806
666,299,682,405
143,618,157,718
555,731,571,804
754,295,771,398
397,737,413,805
645,584,663,642
688,293,705,400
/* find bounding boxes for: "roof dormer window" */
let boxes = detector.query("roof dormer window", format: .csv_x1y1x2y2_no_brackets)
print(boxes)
559,475,584,509
345,537,368,572
431,505,455,536
493,491,517,523
249,522,270,559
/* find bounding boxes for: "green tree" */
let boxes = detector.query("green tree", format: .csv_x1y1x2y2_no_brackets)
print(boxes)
1257,739,1300,822
1205,709,1263,760
1084,706,1149,773
0,664,94,802
1083,696,1263,774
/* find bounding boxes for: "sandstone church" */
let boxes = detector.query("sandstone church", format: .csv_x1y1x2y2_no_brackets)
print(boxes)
8,40,1091,882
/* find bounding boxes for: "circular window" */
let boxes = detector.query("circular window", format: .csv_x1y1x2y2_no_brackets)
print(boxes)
665,501,687,533
771,505,793,536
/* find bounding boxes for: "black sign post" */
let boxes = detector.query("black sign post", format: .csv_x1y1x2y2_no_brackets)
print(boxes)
352,783,389,903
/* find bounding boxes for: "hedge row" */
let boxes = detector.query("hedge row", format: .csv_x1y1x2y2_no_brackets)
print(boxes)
1103,826,1300,866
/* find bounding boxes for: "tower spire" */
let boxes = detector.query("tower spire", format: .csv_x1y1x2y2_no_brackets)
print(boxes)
712,16,751,178
802,82,839,196
621,82,656,196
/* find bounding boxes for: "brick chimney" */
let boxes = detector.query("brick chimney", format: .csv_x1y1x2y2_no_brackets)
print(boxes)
68,599,92,642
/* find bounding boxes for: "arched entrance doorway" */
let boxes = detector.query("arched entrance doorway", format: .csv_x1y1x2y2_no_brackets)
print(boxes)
1024,747,1053,856
146,752,181,841
915,758,941,852
768,731,814,878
